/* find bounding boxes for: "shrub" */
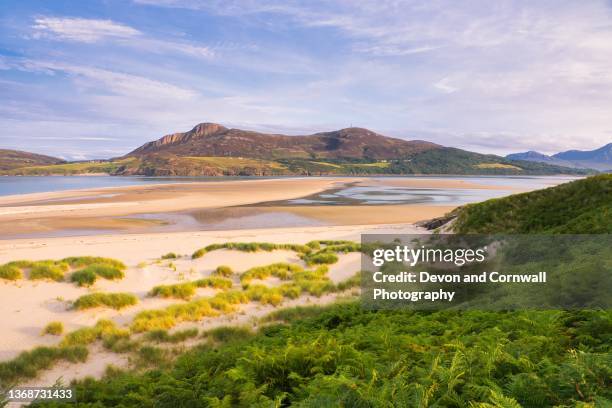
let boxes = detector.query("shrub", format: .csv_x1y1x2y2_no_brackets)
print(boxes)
213,265,233,277
70,269,97,286
73,293,138,310
29,261,69,281
161,252,178,259
0,264,22,280
41,321,64,336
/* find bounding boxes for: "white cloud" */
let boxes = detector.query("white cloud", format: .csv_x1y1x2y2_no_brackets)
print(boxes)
32,17,141,42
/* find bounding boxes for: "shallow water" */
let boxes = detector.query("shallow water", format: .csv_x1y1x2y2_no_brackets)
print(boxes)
0,175,270,196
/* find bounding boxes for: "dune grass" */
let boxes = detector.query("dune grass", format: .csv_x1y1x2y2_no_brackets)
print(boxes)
144,328,199,343
73,292,138,310
161,252,178,259
192,242,311,259
61,320,130,349
62,256,126,269
0,345,87,385
240,262,303,284
149,277,232,300
213,265,233,277
41,321,64,336
29,260,69,281
0,263,22,280
70,263,125,286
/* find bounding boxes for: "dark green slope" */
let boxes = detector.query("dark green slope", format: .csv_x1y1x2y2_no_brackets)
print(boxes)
452,174,612,233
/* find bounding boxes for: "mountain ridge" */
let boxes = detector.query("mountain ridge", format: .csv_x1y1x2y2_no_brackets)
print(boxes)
506,143,612,171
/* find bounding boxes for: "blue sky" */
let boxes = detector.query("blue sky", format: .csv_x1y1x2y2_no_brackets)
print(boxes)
1,0,612,160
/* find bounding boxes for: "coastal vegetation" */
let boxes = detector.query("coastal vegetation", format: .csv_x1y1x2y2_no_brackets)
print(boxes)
41,322,64,336
29,304,611,407
72,293,138,310
149,277,233,300
452,174,612,234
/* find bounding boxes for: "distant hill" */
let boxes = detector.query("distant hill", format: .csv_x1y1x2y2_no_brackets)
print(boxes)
450,174,612,234
1,123,593,176
553,143,612,171
0,149,64,171
506,151,578,168
506,143,612,171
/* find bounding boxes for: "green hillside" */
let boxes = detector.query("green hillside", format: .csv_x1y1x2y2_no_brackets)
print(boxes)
452,174,612,233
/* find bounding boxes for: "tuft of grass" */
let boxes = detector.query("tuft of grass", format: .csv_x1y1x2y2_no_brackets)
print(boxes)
62,319,129,347
135,346,168,368
62,256,125,269
70,263,125,286
150,282,196,300
192,242,312,259
0,263,22,280
0,345,87,384
70,269,97,286
213,265,233,277
161,252,178,259
73,292,138,310
84,264,124,280
240,263,303,284
29,261,69,281
150,277,232,300
144,328,199,343
302,252,339,266
41,321,64,336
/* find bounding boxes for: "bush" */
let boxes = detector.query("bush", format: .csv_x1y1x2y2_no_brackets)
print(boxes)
213,265,233,277
41,321,64,336
73,293,138,310
29,261,69,281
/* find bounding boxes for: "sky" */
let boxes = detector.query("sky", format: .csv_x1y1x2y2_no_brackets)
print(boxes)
1,0,612,160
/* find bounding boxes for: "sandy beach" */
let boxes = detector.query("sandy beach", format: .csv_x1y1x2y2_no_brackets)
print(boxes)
0,176,569,393
0,177,495,237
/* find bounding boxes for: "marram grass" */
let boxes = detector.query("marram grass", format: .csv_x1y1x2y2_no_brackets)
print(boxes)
73,292,138,310
41,321,64,336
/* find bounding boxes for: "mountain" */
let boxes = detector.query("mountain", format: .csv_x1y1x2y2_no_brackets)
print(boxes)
553,143,612,171
506,143,612,171
1,123,592,176
0,149,65,171
115,122,588,176
127,123,439,160
505,151,578,168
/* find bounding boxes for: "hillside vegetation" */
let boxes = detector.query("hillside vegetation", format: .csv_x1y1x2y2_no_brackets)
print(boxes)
452,174,612,233
0,149,64,171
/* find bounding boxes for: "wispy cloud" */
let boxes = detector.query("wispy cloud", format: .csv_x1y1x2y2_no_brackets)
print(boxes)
32,17,141,42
